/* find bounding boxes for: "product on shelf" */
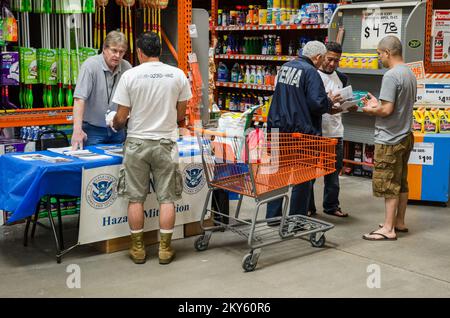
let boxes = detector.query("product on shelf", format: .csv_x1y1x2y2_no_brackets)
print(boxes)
423,108,439,133
438,109,450,133
340,53,379,69
412,108,425,133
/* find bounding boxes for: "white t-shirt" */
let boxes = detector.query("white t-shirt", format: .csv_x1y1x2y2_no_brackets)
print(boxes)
318,70,344,138
112,61,192,141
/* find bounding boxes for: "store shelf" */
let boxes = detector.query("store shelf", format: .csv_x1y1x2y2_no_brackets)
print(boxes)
214,24,328,31
215,54,296,62
0,107,73,128
338,68,387,75
215,81,275,91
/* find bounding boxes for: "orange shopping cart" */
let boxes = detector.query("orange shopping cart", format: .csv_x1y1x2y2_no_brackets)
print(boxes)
194,128,338,271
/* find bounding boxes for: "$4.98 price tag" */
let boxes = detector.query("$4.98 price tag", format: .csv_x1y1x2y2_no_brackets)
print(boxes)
408,142,434,166
361,8,403,49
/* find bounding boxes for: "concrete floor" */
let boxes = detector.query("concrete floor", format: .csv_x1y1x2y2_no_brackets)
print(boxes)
0,176,449,298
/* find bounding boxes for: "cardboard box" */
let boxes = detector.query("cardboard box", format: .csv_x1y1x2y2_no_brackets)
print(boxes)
0,139,35,155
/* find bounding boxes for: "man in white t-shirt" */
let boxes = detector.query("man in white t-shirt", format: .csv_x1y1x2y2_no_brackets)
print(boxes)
110,32,192,265
309,42,351,217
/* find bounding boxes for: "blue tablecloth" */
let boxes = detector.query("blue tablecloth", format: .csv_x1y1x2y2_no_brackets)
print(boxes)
0,146,123,223
0,138,203,224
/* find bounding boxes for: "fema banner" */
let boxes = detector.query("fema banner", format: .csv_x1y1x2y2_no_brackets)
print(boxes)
78,158,208,245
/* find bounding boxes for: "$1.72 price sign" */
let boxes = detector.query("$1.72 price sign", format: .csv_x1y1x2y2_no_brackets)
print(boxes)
361,8,403,50
408,142,434,166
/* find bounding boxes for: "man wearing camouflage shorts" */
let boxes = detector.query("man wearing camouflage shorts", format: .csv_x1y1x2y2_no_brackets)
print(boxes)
361,36,417,241
109,32,192,264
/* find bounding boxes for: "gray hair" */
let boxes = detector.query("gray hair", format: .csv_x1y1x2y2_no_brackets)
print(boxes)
103,30,128,50
378,35,402,56
302,41,327,59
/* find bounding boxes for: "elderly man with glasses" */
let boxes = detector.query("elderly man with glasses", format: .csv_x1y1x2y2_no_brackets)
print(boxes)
71,31,132,149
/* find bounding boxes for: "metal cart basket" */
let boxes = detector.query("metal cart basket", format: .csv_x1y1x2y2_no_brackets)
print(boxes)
194,128,337,271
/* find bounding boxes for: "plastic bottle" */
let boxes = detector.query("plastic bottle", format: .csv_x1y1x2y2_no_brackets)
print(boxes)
231,63,240,82
412,108,425,133
218,9,222,25
262,35,268,55
217,62,229,82
288,40,295,56
247,5,254,25
245,65,251,84
250,65,256,84
239,65,245,83
217,93,224,109
256,66,263,85
424,108,439,133
438,109,450,133
276,36,282,56
225,93,231,110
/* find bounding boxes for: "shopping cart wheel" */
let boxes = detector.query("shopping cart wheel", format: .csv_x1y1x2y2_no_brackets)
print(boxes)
310,233,326,248
242,251,259,272
194,235,209,252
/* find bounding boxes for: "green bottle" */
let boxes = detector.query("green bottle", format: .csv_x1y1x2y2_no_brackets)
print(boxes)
57,83,64,106
66,84,73,106
47,85,53,107
26,84,33,108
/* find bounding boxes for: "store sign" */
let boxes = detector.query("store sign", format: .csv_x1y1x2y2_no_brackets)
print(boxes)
78,161,207,245
416,83,450,105
432,10,450,62
408,142,434,166
361,8,402,49
408,39,422,49
406,61,425,80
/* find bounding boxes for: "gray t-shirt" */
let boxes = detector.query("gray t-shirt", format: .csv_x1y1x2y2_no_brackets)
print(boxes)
376,64,417,145
74,54,132,127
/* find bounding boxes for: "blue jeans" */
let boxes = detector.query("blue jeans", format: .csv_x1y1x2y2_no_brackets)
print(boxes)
266,181,312,218
82,122,126,146
309,138,343,213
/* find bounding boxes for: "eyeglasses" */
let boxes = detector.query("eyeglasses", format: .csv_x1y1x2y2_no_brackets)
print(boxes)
107,47,127,56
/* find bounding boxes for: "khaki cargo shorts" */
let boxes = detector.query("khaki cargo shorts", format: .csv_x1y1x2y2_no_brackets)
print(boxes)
373,132,414,198
118,137,183,203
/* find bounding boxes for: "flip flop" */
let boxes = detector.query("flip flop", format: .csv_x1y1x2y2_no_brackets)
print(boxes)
378,224,409,233
324,208,348,217
362,230,397,241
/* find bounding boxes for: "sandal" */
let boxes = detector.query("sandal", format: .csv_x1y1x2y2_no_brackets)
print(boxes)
324,208,348,217
362,230,397,241
378,224,409,233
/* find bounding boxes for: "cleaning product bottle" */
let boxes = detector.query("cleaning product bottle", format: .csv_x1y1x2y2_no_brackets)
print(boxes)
275,36,282,56
231,63,240,83
256,66,263,85
217,62,229,82
245,64,250,84
438,108,450,133
424,108,439,133
250,65,256,84
412,107,425,133
262,35,268,55
225,93,231,110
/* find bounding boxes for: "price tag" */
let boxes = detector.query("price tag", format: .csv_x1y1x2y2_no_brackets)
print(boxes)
361,8,402,49
408,142,434,166
416,83,450,104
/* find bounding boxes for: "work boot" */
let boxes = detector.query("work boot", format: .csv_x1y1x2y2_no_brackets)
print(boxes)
159,232,176,265
129,232,146,264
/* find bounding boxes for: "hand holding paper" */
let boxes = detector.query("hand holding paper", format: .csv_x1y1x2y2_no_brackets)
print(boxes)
105,110,118,133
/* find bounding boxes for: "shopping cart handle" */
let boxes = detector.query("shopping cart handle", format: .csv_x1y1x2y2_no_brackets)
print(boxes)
193,127,236,138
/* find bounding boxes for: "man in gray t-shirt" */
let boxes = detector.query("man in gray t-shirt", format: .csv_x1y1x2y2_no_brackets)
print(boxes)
361,36,417,241
71,31,132,150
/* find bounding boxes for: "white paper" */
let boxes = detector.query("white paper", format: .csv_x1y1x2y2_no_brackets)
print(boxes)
335,85,354,101
361,8,402,49
338,100,360,112
47,146,73,154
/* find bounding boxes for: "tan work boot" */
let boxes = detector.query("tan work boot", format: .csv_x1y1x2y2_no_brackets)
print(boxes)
129,232,146,264
159,232,176,265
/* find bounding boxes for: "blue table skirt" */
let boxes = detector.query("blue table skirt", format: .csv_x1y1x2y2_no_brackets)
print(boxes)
0,145,123,223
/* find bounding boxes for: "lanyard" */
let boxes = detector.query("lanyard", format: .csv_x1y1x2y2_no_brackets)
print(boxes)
104,72,117,106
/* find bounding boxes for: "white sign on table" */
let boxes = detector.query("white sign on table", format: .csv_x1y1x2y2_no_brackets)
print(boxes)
361,8,402,49
408,142,434,166
78,158,208,245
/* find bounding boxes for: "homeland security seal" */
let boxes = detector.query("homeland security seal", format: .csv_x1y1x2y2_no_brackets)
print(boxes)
86,174,118,209
183,163,206,194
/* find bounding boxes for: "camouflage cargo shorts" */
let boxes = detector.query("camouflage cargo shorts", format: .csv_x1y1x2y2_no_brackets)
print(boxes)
373,133,414,198
118,137,183,203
